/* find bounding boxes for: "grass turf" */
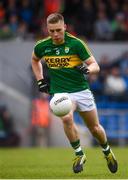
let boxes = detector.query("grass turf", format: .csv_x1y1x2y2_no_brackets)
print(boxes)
0,147,127,179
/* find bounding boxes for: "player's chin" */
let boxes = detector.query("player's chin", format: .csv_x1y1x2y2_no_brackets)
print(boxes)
54,38,62,44
54,39,59,43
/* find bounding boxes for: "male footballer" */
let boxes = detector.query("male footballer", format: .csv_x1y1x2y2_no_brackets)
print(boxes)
31,13,118,174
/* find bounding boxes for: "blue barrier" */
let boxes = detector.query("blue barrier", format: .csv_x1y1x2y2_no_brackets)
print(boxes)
74,111,128,139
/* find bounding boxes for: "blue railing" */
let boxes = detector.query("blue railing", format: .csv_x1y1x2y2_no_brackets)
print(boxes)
74,109,128,145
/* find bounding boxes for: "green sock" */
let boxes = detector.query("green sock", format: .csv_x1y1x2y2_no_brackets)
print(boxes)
101,142,110,155
70,139,84,156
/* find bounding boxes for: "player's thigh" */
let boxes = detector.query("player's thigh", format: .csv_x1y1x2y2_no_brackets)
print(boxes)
79,108,100,129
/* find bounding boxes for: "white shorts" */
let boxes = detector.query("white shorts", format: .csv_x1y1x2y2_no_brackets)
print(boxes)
68,89,96,112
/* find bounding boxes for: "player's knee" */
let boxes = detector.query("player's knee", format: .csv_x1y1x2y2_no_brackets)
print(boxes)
61,113,73,124
90,124,100,136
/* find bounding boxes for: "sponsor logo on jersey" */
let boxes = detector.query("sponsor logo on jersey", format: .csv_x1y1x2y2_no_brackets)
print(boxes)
45,57,70,67
44,55,82,68
44,48,52,53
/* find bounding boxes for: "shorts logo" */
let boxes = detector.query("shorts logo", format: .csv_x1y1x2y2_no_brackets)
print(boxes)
65,47,69,53
87,103,93,108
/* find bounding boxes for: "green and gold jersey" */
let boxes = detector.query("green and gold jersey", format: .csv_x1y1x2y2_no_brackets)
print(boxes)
34,32,92,94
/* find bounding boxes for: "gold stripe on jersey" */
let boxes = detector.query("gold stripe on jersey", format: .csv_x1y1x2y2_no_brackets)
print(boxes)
44,55,82,68
67,33,92,56
35,36,51,46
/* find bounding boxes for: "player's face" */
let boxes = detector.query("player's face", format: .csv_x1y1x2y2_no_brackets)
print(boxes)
47,21,66,45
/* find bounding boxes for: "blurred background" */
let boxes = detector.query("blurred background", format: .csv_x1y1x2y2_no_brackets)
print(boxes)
0,0,128,148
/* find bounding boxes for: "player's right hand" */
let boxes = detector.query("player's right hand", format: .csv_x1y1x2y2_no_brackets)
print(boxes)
37,79,49,93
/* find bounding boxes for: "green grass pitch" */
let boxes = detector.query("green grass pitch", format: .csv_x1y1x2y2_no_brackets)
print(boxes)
0,147,127,179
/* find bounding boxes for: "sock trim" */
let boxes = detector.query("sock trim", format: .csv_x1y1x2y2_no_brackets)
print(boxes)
102,145,110,152
75,146,82,153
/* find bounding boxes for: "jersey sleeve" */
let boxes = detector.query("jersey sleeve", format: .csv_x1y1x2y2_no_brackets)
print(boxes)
76,39,92,61
34,41,44,59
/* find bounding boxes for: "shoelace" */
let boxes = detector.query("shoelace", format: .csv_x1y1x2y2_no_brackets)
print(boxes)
73,156,82,166
105,153,115,165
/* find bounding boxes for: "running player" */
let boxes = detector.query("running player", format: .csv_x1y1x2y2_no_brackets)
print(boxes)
31,13,118,174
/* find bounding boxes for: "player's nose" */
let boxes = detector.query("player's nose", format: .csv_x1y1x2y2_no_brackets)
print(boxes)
54,31,58,36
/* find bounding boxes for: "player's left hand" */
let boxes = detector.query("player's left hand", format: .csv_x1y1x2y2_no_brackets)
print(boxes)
75,64,89,74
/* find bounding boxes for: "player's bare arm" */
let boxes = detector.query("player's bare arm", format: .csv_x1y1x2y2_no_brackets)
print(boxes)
31,51,44,81
75,56,100,75
85,56,100,74
31,51,49,93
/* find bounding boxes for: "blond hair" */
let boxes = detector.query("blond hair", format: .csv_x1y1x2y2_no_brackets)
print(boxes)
47,13,64,24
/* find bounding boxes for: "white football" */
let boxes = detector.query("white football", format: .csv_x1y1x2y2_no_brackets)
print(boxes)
50,93,72,117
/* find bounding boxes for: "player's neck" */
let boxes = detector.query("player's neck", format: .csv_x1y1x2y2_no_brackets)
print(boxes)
53,39,65,45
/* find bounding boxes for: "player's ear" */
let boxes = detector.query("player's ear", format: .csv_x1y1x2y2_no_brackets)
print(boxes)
64,24,67,31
